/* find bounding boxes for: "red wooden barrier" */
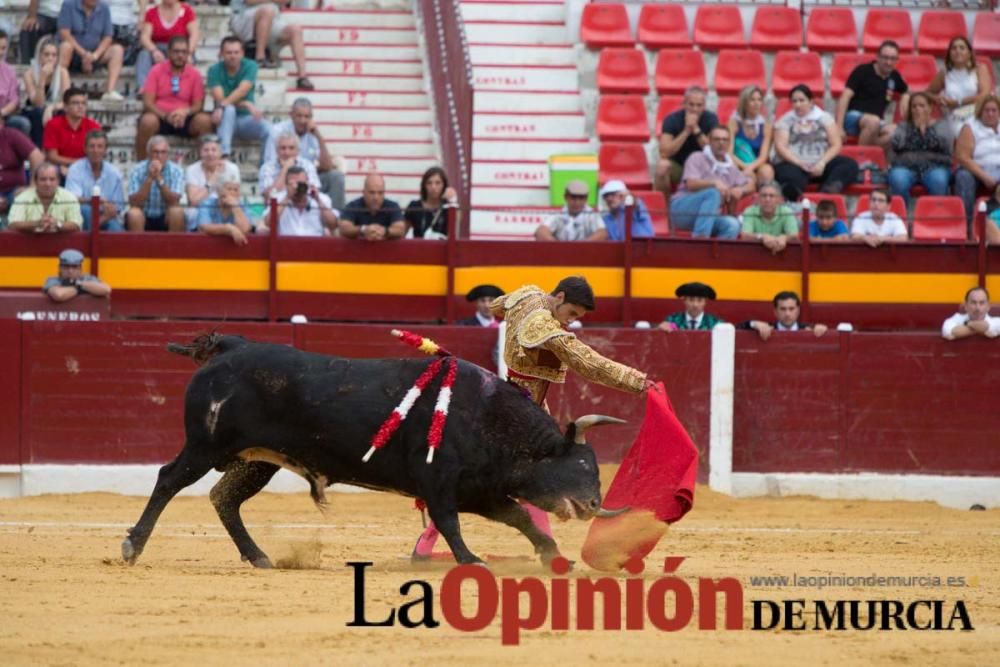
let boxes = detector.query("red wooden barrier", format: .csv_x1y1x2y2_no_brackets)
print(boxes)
0,319,21,464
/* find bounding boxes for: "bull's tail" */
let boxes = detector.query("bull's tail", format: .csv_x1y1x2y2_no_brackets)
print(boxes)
167,331,245,365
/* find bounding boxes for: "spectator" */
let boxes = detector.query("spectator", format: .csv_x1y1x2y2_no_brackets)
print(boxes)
19,0,61,66
135,36,213,160
339,173,405,240
126,135,185,232
941,287,999,340
43,248,111,302
808,200,850,241
136,0,199,92
263,98,344,208
740,291,828,340
658,282,723,331
835,40,909,149
850,189,908,246
669,125,749,239
192,173,252,245
42,87,100,176
739,181,797,254
405,166,458,239
258,130,320,200
228,0,314,90
107,0,145,70
927,36,992,143
888,91,952,205
656,86,717,196
185,134,240,229
535,179,605,241
599,179,654,241
0,112,44,215
986,183,1000,245
265,165,337,236
8,162,83,233
57,0,125,101
457,284,503,327
208,36,270,158
65,129,125,231
0,31,32,138
23,36,71,146
955,94,1000,231
774,84,858,202
727,85,774,186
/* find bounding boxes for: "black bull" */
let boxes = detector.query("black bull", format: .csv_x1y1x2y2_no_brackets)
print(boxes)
122,335,627,567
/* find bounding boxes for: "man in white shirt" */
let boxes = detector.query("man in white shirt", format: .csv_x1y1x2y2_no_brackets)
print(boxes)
941,287,1000,340
258,131,320,200
534,180,606,241
851,189,908,247
268,165,338,236
263,98,344,208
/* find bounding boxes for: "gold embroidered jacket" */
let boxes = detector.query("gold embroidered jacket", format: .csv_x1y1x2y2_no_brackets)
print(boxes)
491,284,647,403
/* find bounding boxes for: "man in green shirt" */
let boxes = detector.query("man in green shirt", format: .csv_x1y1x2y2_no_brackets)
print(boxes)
207,36,271,158
8,162,83,234
739,181,799,255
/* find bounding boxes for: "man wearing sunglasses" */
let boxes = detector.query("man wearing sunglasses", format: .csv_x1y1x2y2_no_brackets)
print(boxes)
135,35,213,160
836,40,910,150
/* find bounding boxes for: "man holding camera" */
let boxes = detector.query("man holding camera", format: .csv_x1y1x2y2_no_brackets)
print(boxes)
266,165,338,237
43,249,111,302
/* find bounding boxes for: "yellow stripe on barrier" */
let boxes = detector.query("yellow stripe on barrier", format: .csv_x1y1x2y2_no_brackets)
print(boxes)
0,257,91,288
455,267,625,297
278,262,449,295
99,259,269,291
632,268,801,301
810,273,979,304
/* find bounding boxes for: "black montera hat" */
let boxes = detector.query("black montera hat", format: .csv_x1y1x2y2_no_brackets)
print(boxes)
675,282,717,300
466,284,504,301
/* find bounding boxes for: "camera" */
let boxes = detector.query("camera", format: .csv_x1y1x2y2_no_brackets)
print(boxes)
295,182,308,196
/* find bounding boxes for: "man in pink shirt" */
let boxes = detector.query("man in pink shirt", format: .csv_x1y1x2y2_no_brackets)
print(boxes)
135,35,212,159
0,30,31,139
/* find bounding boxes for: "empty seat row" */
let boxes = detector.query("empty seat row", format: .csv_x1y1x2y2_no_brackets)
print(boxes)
596,49,946,98
581,4,1000,57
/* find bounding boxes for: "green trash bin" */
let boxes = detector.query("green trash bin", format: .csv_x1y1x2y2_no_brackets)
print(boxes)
549,154,599,207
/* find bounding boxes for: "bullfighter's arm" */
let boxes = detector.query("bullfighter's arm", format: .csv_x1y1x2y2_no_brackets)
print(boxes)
544,335,646,393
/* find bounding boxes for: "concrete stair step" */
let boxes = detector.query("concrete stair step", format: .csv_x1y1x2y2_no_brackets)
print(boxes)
336,139,435,157
314,107,433,124
319,123,433,141
345,174,420,198
283,44,422,60
303,27,417,46
474,113,586,139
460,2,565,23
473,138,595,161
471,185,550,207
318,0,418,8
469,208,549,239
473,66,578,92
469,44,576,67
464,22,568,44
474,91,582,113
285,8,416,28
296,91,430,107
300,74,426,92
472,161,549,187
342,156,440,175
297,59,424,76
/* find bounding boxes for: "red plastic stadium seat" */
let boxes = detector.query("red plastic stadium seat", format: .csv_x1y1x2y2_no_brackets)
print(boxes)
638,4,691,50
773,97,792,120
973,12,1000,58
714,50,766,96
597,48,649,94
715,97,737,125
806,7,858,53
917,11,968,58
655,95,684,130
856,193,907,221
862,9,914,53
750,7,803,52
979,56,996,89
806,194,848,220
654,49,706,95
596,95,651,142
830,53,870,97
633,190,669,237
580,3,633,49
912,197,967,241
841,146,888,195
897,54,937,91
599,142,652,191
693,6,745,51
772,51,824,97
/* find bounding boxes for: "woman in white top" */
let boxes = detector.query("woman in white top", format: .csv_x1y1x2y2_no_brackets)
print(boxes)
184,134,241,229
727,85,774,186
927,36,992,143
955,94,1000,230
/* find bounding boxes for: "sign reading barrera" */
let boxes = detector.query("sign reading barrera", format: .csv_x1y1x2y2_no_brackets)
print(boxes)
17,311,104,322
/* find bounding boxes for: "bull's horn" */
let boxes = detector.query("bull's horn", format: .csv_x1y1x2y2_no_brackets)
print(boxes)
596,506,630,518
573,415,626,444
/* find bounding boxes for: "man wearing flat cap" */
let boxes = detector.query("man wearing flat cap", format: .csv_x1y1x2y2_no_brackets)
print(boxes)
43,249,111,303
659,281,724,331
458,284,504,327
535,180,607,241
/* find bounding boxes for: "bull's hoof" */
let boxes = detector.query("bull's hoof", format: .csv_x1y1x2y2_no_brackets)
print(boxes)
249,556,274,569
121,537,140,565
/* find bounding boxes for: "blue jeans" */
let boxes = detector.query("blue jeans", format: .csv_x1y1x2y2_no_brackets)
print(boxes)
844,110,864,137
135,45,168,92
81,204,125,232
888,166,950,204
217,105,272,156
668,188,740,238
954,168,981,227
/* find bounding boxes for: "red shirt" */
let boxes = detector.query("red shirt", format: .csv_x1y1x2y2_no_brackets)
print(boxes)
145,4,196,44
42,115,102,160
0,127,37,191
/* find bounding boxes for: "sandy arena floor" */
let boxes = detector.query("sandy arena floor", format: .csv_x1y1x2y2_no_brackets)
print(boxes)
0,468,997,666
